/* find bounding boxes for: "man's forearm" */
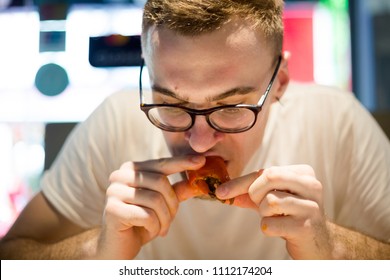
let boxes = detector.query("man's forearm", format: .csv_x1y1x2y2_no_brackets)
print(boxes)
329,222,390,259
0,227,100,260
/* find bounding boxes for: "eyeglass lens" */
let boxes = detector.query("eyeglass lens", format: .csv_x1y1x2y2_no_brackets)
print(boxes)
147,106,256,132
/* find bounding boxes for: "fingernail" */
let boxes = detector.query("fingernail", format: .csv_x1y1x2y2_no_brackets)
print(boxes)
190,155,204,164
216,185,228,198
160,229,168,237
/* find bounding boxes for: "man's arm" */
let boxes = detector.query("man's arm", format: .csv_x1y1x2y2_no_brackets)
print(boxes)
0,192,99,259
216,165,390,260
0,228,99,260
1,156,206,260
328,222,390,259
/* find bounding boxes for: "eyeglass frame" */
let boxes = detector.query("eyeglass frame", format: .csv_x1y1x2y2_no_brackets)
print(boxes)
139,55,282,133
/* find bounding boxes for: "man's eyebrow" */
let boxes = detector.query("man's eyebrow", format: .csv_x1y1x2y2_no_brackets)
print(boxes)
208,87,256,102
151,85,256,102
152,85,189,102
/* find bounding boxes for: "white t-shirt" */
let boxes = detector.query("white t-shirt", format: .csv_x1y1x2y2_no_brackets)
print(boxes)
41,82,390,259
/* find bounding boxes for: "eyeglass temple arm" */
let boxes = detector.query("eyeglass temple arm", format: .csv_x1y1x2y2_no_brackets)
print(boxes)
139,58,146,105
258,55,282,106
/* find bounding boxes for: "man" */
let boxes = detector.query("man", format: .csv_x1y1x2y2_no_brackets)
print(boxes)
1,0,389,259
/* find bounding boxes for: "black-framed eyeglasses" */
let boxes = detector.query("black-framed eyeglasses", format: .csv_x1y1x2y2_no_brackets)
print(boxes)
139,55,282,133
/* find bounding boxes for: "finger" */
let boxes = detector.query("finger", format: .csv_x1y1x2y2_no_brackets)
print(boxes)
105,196,161,238
260,213,321,240
230,194,258,209
122,155,206,176
215,171,260,200
260,215,330,260
249,166,322,206
214,165,316,201
172,180,206,202
260,215,297,238
258,190,320,217
109,169,179,218
107,183,173,236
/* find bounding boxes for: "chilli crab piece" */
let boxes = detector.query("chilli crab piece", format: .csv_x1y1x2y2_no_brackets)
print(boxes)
186,156,234,204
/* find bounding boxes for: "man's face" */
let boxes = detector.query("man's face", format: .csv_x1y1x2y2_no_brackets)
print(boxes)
142,19,286,178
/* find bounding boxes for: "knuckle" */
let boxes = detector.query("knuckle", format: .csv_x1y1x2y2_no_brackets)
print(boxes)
108,170,121,182
103,196,120,217
305,176,322,192
120,161,135,170
265,192,279,208
309,201,324,217
299,164,315,176
262,166,279,183
105,183,119,197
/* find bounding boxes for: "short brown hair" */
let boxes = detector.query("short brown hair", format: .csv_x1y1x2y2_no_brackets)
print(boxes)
142,0,284,55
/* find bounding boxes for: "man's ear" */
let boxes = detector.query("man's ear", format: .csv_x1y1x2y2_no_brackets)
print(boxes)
272,50,290,102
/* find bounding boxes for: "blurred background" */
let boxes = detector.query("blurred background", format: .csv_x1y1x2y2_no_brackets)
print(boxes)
0,0,389,236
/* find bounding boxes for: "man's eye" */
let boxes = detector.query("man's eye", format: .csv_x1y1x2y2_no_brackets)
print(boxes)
164,107,183,113
215,107,244,116
223,108,241,113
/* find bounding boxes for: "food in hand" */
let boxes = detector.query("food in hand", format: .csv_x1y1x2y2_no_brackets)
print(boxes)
187,156,234,204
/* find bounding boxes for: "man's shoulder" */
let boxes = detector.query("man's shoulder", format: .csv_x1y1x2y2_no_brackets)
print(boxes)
284,81,354,101
98,87,146,121
105,87,140,107
279,81,359,119
86,87,158,138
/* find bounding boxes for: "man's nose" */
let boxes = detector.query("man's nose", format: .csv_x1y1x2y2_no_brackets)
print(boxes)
184,116,224,153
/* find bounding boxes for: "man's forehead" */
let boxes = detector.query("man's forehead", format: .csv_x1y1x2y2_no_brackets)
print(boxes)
144,18,269,56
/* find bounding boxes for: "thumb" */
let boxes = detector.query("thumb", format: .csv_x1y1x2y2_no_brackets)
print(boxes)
230,194,258,209
172,180,205,202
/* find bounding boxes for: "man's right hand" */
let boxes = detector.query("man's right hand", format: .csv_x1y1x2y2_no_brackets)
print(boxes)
96,155,206,259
